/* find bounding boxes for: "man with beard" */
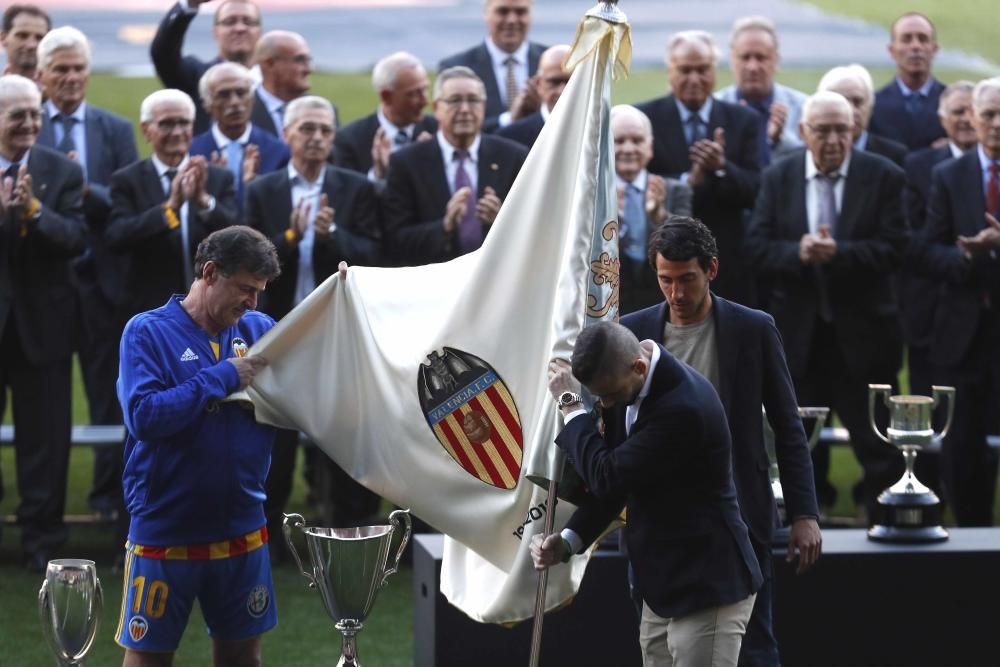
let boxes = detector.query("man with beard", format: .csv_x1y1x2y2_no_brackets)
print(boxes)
0,4,48,80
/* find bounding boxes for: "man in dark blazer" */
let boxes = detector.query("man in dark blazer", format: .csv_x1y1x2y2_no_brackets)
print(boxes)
150,0,262,133
747,91,907,521
870,13,946,151
636,30,760,306
245,95,380,556
622,218,820,667
333,51,437,189
534,322,762,664
106,89,236,321
249,30,317,139
918,77,1000,527
382,66,527,266
0,74,85,572
496,44,571,150
190,61,289,216
36,27,140,522
438,0,546,132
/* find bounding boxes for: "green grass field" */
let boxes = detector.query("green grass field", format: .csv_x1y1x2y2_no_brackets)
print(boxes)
0,52,996,663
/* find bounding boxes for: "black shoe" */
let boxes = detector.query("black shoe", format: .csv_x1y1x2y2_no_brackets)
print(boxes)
25,550,51,574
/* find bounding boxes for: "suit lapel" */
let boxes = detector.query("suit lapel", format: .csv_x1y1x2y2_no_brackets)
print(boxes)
963,152,987,236
475,44,503,117
252,91,278,136
788,156,808,236
143,159,168,206
661,97,690,172
838,156,866,238
712,297,737,412
38,115,56,149
85,109,106,181
477,138,498,197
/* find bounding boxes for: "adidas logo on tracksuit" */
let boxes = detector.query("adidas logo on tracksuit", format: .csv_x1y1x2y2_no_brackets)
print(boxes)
180,348,199,362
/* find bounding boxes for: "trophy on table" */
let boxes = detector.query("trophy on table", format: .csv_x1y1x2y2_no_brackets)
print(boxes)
766,406,830,544
867,384,954,543
38,559,103,667
283,509,411,666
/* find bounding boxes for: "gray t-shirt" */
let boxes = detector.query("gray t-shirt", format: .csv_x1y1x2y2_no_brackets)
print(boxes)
663,313,720,392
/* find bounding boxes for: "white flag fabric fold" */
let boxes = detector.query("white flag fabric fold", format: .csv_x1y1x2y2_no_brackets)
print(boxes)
246,16,630,623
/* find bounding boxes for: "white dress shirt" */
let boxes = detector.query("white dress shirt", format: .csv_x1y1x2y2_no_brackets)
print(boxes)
804,151,851,236
288,162,325,306
485,38,530,127
437,131,480,195
46,100,88,179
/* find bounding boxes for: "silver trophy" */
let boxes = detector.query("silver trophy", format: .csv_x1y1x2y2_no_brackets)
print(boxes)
867,384,955,543
766,406,830,544
283,510,412,666
38,559,103,666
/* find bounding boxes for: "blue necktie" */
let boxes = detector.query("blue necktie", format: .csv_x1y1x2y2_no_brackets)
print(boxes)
453,150,481,253
687,114,707,145
226,141,243,187
905,93,925,116
623,184,647,264
56,115,77,154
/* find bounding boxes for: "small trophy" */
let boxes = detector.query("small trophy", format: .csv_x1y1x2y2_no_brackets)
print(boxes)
283,510,411,666
38,559,103,666
767,406,830,544
867,384,955,543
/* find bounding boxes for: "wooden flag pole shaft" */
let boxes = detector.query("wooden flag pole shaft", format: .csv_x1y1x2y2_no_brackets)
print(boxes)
528,477,560,667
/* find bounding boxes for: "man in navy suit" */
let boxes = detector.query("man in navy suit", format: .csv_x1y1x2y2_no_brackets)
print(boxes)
249,31,315,138
747,91,907,521
382,66,527,266
151,0,262,133
0,74,85,572
534,322,762,665
497,44,571,150
438,0,546,132
819,65,908,168
919,77,1000,527
333,51,437,186
635,30,761,306
870,13,946,151
190,61,289,216
36,27,140,523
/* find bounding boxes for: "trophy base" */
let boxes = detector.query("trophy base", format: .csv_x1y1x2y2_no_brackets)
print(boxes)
867,524,949,543
867,488,949,543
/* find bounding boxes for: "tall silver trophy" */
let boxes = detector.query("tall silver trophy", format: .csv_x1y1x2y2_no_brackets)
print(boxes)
283,510,412,666
766,406,829,544
38,559,103,666
867,384,955,542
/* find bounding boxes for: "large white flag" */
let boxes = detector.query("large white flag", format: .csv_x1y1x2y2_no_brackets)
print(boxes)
246,14,631,623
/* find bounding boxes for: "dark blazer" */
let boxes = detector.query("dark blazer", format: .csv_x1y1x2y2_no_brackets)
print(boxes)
559,346,762,619
496,111,544,149
621,297,818,552
0,145,86,364
245,166,380,319
150,1,221,134
870,78,947,151
438,41,547,132
635,95,760,304
105,159,237,319
190,124,291,216
250,89,340,140
863,132,908,167
746,149,906,379
920,150,1000,368
381,134,527,265
332,111,438,175
38,105,140,307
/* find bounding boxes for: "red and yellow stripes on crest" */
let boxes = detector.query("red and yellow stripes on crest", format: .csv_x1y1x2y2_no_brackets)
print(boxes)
433,382,523,489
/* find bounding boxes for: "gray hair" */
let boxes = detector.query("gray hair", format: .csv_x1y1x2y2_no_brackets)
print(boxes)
198,61,254,109
610,104,652,139
140,89,196,123
433,65,486,101
973,77,1000,114
372,51,424,93
0,74,42,110
817,64,874,103
729,15,779,50
939,80,975,117
283,95,334,129
666,30,721,67
37,25,91,70
802,90,853,122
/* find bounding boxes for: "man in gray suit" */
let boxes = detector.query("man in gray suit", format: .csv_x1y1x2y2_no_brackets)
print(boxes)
36,26,140,525
715,15,807,167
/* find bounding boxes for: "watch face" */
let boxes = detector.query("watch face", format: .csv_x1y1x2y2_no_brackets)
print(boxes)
559,392,578,406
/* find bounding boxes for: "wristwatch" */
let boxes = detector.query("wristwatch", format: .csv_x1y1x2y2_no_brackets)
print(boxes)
556,391,583,408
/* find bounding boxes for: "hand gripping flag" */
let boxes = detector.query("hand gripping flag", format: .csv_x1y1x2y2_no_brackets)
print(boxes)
245,12,631,623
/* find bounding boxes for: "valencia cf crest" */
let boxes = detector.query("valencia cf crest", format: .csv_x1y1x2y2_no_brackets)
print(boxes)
232,337,249,358
128,616,148,642
418,348,523,489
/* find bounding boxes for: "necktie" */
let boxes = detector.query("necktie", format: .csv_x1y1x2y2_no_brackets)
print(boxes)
905,93,925,117
453,150,481,253
226,142,243,187
56,115,78,154
275,105,285,133
394,130,410,147
687,114,707,145
163,169,178,196
504,56,518,111
623,184,647,265
987,163,1000,219
4,162,20,184
815,172,840,322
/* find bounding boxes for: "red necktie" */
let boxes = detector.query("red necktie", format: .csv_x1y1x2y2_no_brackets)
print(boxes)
988,163,1000,218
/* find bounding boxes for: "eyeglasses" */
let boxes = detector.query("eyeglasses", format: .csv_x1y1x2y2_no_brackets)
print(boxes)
3,108,41,124
805,123,851,139
542,77,570,88
215,17,261,27
155,118,193,131
276,54,313,66
440,96,485,109
296,123,334,137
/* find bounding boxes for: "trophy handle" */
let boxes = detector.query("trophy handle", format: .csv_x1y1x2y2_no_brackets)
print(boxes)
868,384,892,444
381,509,412,587
282,513,316,588
38,579,65,665
931,385,956,443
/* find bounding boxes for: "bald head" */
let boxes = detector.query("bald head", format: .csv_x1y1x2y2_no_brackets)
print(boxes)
255,30,311,101
536,44,571,111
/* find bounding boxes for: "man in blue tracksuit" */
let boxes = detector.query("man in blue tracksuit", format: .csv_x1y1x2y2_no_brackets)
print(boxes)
114,226,281,667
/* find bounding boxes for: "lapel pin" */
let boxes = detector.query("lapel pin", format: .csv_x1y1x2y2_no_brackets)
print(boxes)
490,163,499,171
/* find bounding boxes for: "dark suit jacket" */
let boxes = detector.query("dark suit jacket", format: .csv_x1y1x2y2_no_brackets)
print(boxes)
746,149,906,379
105,159,237,319
863,132,908,167
920,150,1000,368
332,111,438,175
635,95,760,304
0,145,86,364
559,345,762,619
245,166,380,319
189,124,291,216
438,41,546,132
250,89,340,140
38,105,140,307
496,111,544,149
621,297,818,553
870,78,947,151
150,1,221,134
381,134,527,265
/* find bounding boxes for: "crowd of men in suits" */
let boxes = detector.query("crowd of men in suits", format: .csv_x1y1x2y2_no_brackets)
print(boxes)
0,0,997,586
